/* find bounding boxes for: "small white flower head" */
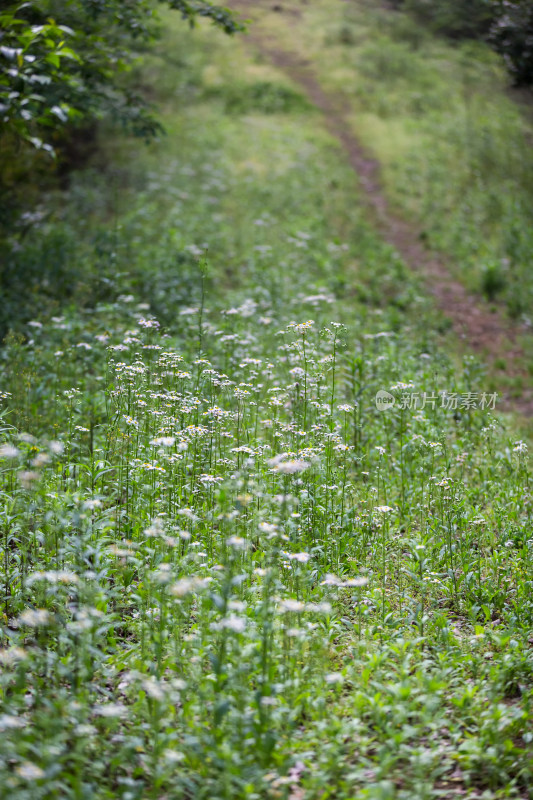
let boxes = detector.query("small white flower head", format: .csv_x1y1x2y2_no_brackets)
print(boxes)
277,459,310,475
0,714,26,731
16,762,45,780
63,389,81,401
375,505,393,514
144,518,165,538
199,473,222,485
337,404,354,413
227,599,246,612
150,436,175,447
95,703,128,718
290,367,306,378
306,602,332,614
31,452,50,468
325,672,344,685
0,647,27,665
27,570,78,586
343,576,369,588
514,440,528,454
288,320,314,334
163,749,186,764
170,576,209,598
154,563,172,584
83,498,102,510
278,599,306,613
142,678,166,702
391,381,415,392
0,443,20,460
18,608,53,627
18,471,40,489
258,521,278,536
320,573,343,587
48,440,64,455
260,695,278,707
226,536,248,550
211,615,247,633
268,454,310,475
288,552,311,563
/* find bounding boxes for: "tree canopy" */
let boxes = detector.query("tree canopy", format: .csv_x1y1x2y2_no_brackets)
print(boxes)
0,1,243,155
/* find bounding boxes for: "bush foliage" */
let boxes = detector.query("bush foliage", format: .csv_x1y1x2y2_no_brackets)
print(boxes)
0,0,243,154
396,0,533,87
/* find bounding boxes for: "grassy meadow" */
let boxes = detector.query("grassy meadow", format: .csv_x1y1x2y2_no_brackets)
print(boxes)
249,0,533,320
1,5,533,800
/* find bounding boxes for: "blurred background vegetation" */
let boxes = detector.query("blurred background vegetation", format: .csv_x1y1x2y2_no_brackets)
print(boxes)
2,0,533,334
0,0,243,337
395,0,533,88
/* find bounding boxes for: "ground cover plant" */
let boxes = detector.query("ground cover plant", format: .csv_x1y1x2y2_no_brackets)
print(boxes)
248,0,533,320
1,8,533,800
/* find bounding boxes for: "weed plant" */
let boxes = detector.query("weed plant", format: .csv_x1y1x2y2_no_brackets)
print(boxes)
0,12,532,800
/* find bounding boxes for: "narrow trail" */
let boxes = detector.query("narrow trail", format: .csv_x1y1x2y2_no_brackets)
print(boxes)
230,0,533,417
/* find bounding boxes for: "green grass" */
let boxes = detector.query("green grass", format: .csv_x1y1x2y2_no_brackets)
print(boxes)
0,10,532,800
253,0,533,320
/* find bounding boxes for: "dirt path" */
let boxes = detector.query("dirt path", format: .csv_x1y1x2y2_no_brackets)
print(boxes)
229,0,533,416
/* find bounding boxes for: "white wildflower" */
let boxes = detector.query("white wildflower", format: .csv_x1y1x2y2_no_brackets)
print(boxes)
306,602,332,614
18,471,40,489
0,443,19,459
16,762,45,780
212,615,246,633
325,672,344,685
170,577,209,598
150,436,176,447
288,552,311,563
320,574,343,586
142,678,166,702
226,536,248,549
163,749,186,764
95,703,127,718
0,647,27,665
48,440,64,455
260,696,278,706
18,609,52,627
259,522,278,536
343,576,369,588
27,570,78,585
278,599,306,613
0,714,26,731
269,457,310,475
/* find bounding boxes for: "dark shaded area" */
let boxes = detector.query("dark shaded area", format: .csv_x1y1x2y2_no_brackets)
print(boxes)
393,0,533,88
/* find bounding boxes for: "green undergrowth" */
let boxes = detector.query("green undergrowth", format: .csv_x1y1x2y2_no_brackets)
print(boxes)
252,0,533,320
1,11,532,800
